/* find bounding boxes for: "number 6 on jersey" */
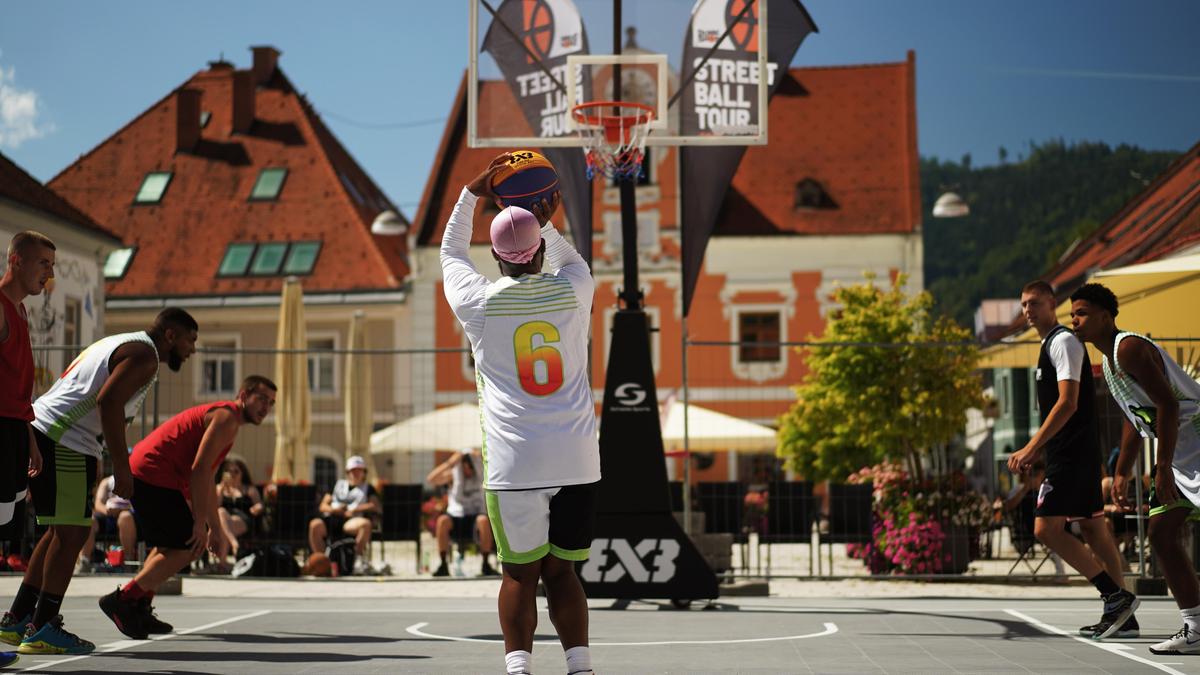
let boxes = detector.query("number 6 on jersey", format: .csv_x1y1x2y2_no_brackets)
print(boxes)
513,320,564,396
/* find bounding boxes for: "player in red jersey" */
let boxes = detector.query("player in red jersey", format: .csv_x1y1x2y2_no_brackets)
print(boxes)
98,375,276,639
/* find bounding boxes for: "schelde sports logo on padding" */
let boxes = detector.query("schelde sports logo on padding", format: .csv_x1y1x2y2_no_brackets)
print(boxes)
612,382,650,410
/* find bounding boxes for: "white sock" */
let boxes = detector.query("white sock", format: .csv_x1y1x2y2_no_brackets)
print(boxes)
505,649,532,674
1182,604,1200,631
565,645,592,674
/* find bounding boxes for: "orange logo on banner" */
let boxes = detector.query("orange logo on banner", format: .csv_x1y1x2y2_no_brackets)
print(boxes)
725,0,759,52
521,0,554,63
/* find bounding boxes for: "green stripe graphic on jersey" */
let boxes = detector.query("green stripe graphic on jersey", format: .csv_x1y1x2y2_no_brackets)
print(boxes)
45,395,98,443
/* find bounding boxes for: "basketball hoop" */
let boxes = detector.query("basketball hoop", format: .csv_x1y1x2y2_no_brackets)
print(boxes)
571,101,655,181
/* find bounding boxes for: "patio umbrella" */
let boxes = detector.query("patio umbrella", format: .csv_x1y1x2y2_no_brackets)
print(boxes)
271,276,312,483
660,400,777,454
344,310,375,473
369,402,483,454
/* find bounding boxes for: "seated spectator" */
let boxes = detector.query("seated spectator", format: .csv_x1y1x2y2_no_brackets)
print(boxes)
307,456,381,574
214,457,264,566
427,448,495,577
78,475,138,573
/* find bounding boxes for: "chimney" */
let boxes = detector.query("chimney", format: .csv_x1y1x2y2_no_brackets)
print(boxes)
175,88,202,153
231,69,255,134
251,46,281,85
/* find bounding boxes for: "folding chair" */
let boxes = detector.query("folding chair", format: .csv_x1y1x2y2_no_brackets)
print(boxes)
1006,491,1053,576
762,481,816,576
696,482,749,569
820,483,874,576
267,484,319,554
379,484,423,574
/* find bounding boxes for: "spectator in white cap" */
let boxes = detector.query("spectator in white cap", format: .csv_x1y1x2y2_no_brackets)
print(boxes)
307,455,381,574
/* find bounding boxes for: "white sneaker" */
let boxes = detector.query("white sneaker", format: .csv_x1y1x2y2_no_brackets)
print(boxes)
352,558,368,575
1149,625,1200,655
74,558,91,575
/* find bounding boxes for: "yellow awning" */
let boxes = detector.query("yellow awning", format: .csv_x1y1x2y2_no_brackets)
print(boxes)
979,254,1200,369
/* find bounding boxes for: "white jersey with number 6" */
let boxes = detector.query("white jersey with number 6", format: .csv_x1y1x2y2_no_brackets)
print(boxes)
440,188,600,490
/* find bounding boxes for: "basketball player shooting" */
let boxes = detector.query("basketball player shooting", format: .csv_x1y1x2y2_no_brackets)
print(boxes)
441,153,599,675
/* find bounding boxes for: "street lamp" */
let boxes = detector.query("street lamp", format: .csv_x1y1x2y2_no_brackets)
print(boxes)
932,191,969,218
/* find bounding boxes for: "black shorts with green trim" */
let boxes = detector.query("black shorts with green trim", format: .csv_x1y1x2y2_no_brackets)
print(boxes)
29,429,97,527
485,481,598,565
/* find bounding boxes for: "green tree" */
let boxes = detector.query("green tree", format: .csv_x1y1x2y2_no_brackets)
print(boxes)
777,275,982,482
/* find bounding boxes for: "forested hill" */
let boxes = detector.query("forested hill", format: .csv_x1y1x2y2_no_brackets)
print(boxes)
920,140,1179,327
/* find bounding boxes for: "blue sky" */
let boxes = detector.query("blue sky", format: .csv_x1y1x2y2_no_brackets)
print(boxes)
2,0,1197,217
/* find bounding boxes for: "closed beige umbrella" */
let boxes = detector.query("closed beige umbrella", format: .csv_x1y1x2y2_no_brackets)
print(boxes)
271,276,312,483
344,310,375,473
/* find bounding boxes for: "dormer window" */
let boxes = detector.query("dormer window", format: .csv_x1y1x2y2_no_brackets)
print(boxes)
134,172,172,204
794,178,836,210
250,167,288,201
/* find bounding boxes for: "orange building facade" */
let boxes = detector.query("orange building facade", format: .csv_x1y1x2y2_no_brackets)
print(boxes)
411,54,925,481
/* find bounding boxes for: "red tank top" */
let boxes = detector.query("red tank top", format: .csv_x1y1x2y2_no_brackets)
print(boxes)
0,293,34,421
131,400,238,493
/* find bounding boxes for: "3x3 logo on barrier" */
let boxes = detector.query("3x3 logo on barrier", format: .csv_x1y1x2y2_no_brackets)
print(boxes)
579,538,680,584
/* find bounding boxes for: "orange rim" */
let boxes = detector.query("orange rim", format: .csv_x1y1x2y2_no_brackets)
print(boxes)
570,100,655,127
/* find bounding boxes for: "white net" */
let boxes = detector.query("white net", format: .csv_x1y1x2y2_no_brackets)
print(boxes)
571,102,654,181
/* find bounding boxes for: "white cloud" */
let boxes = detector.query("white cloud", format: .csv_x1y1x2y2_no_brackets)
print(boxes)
0,62,54,149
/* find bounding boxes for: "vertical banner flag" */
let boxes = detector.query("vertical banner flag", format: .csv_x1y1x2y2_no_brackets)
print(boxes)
482,0,595,265
679,0,817,315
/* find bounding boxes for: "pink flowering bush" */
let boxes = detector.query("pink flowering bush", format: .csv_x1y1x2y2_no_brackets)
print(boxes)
846,461,988,575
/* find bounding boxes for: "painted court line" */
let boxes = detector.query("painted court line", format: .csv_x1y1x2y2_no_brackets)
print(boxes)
20,609,272,672
406,620,838,646
1004,609,1186,675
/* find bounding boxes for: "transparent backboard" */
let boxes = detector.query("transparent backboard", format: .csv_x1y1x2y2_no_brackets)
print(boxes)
468,0,770,148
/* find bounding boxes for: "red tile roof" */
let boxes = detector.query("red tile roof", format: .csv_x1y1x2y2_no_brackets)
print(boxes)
47,50,409,298
0,151,120,243
1046,140,1200,291
414,76,528,247
722,53,921,236
417,53,920,244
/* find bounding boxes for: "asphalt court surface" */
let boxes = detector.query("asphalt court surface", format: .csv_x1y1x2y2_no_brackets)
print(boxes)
12,596,1200,673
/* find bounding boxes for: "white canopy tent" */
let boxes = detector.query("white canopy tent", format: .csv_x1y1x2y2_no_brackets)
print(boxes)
369,402,483,454
370,400,779,456
660,400,778,454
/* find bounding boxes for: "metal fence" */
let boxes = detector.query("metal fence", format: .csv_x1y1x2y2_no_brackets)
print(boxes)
17,336,1197,581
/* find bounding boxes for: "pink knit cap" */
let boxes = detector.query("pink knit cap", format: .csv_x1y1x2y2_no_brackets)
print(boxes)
489,206,541,264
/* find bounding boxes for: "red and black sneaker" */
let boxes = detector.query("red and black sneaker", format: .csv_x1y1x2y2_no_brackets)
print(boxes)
98,588,148,640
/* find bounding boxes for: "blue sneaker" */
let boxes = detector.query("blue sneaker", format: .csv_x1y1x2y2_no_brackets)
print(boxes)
0,651,17,668
0,613,29,647
17,616,95,655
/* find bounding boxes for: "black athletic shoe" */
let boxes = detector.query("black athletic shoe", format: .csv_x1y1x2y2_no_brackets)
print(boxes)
98,588,148,640
137,598,173,634
480,560,499,577
432,562,450,577
1092,590,1140,641
1080,614,1139,639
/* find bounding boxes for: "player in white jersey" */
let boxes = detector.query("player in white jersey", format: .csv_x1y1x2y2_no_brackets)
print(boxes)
0,308,197,656
1071,282,1200,655
441,154,598,675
